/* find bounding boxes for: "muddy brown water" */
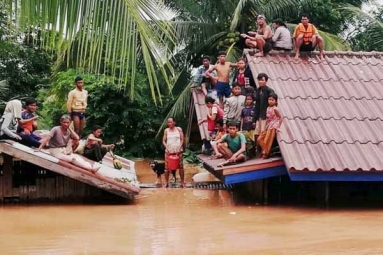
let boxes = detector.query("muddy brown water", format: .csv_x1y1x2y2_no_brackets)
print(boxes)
1,160,383,254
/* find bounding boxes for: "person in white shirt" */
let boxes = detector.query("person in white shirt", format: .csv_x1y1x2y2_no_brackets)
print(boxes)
271,19,292,51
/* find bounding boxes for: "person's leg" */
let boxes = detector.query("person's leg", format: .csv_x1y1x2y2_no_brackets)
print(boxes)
18,133,41,148
235,153,247,163
201,82,208,96
254,37,265,57
164,153,170,187
178,154,185,188
79,116,86,137
245,39,258,48
71,153,100,172
92,143,104,162
83,147,98,161
262,129,277,158
312,35,324,59
294,35,304,59
217,144,233,160
257,131,267,157
72,115,81,136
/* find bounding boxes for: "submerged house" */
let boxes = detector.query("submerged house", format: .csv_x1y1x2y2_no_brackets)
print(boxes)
195,50,383,203
0,140,140,203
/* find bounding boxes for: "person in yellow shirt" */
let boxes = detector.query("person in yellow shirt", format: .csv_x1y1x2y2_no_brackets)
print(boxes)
293,14,324,59
66,76,88,136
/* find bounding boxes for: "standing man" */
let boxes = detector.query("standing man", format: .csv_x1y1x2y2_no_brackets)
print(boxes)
241,14,273,57
162,118,185,188
193,55,217,96
254,73,275,157
67,76,88,137
293,14,324,59
205,51,238,108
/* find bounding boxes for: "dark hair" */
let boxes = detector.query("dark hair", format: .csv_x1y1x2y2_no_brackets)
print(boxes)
202,55,211,61
257,73,269,82
74,76,83,83
205,96,215,104
215,118,223,127
245,94,254,100
269,93,278,106
273,18,286,27
238,57,246,63
227,121,239,128
232,82,241,88
218,51,226,56
92,125,102,132
24,98,37,106
300,13,310,19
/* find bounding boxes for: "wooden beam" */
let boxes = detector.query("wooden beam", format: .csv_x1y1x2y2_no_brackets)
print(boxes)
223,160,285,176
2,154,13,198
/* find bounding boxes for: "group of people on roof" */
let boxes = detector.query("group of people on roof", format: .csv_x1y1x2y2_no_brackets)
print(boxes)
194,51,283,167
240,13,324,59
0,76,115,173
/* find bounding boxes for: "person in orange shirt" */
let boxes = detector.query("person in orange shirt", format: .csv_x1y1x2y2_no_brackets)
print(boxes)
67,76,88,137
293,14,324,59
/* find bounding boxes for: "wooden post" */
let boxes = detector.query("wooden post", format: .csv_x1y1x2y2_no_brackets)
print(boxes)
2,154,13,199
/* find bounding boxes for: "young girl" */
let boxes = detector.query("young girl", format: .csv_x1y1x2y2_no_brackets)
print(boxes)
240,94,256,157
232,58,255,95
83,126,115,163
257,94,283,159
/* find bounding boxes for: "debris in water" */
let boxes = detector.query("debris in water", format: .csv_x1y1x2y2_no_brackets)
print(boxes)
229,212,236,215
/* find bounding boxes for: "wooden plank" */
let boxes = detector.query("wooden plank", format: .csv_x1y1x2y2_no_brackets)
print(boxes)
2,154,13,198
0,143,139,198
223,160,285,176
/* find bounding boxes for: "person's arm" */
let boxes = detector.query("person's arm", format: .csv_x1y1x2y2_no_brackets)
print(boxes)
208,106,218,121
162,129,169,152
274,107,283,129
204,65,216,79
19,116,38,124
68,127,79,140
177,127,184,153
312,25,319,35
262,26,273,39
272,27,281,43
66,91,74,113
1,115,21,140
229,62,238,68
83,90,88,109
240,109,244,131
37,136,51,151
209,70,218,84
87,134,102,143
193,66,203,83
223,99,230,128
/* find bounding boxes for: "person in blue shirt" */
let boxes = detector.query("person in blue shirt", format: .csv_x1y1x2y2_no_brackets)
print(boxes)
193,56,217,96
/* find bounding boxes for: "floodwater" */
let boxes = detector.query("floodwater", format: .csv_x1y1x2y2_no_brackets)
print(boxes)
1,160,383,254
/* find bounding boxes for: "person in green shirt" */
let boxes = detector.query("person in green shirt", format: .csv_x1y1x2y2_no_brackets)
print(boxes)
212,121,247,167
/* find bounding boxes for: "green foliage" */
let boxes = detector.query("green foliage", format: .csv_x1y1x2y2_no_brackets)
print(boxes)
39,69,171,158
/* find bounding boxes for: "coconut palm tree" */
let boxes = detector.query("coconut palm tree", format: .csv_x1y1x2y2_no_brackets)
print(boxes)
3,0,178,103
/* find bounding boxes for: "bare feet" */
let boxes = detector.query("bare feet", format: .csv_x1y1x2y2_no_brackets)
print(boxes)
180,182,186,188
319,51,324,59
294,52,300,60
214,153,223,159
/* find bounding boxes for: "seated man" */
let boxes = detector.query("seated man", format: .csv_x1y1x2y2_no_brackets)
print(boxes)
193,55,217,96
83,126,115,163
293,14,324,59
211,121,247,167
241,14,273,57
271,19,292,51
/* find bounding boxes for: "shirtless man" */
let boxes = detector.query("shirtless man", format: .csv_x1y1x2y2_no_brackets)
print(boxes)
205,51,238,107
241,14,273,57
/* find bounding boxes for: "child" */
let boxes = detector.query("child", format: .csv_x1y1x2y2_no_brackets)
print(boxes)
240,94,256,157
257,94,283,159
223,83,246,129
199,96,223,153
210,118,227,150
212,121,247,167
18,98,41,143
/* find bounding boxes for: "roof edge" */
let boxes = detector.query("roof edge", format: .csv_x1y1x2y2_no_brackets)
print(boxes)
243,49,383,58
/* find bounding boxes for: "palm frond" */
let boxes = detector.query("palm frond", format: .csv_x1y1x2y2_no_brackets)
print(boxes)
5,0,178,102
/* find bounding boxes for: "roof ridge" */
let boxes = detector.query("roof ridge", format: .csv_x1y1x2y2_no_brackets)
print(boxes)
273,77,383,82
280,96,383,100
244,48,383,57
279,140,383,145
282,116,383,121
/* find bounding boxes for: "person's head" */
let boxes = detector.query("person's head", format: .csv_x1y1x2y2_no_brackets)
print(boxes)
227,121,239,136
268,93,278,107
273,18,286,29
205,96,215,108
257,73,269,87
245,94,254,106
202,55,211,68
215,118,224,131
232,83,242,96
167,117,176,128
218,51,226,63
300,13,310,26
24,98,37,113
92,125,102,137
238,58,246,70
4,100,22,119
74,76,84,90
257,14,266,26
60,114,71,129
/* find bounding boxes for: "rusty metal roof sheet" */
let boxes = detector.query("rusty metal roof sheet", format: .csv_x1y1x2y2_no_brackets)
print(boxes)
245,50,383,172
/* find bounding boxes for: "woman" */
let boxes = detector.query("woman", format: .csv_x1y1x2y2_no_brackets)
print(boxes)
83,126,115,163
232,58,256,95
0,99,41,147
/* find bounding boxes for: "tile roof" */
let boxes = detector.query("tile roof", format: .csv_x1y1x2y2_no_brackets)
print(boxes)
245,50,383,172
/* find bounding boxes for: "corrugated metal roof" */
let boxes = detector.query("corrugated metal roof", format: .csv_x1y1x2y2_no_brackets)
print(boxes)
246,50,383,172
192,88,210,140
